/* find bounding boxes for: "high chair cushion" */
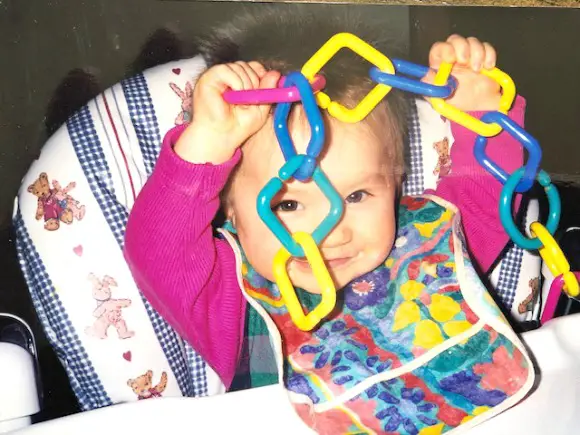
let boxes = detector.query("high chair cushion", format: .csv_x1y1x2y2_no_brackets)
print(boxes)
13,55,541,411
13,56,226,411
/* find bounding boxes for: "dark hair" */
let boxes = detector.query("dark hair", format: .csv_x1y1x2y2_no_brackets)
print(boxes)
198,6,410,226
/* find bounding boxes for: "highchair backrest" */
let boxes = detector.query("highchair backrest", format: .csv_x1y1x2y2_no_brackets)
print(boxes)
12,55,542,411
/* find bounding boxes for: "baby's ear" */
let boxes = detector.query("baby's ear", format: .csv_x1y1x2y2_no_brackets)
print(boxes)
223,199,236,224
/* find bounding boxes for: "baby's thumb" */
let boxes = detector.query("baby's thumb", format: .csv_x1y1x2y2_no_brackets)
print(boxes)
260,70,281,90
421,69,437,86
256,70,281,120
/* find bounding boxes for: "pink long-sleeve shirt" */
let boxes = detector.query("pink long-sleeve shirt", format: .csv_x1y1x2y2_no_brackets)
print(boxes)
124,96,526,389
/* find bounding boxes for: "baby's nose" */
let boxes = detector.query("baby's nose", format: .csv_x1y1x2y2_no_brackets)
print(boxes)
320,220,353,249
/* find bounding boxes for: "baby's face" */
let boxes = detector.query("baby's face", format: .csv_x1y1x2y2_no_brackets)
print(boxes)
227,113,398,294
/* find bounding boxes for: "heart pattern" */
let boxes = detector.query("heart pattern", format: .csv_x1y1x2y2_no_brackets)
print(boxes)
123,351,132,362
73,245,83,256
172,68,181,75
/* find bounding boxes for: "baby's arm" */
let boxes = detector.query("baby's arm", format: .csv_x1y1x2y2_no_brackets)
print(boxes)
125,61,280,389
433,97,525,273
124,124,243,388
425,35,525,273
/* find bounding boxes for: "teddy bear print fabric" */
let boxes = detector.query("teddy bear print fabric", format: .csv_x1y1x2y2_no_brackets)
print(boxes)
13,56,225,411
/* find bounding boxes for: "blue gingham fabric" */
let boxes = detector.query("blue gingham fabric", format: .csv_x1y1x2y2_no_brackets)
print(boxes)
14,210,112,410
496,245,525,310
67,106,129,246
488,197,543,322
402,98,425,196
13,56,541,412
13,56,224,411
121,74,161,176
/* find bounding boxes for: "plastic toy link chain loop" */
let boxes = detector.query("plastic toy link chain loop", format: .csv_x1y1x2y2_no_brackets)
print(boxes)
273,232,337,331
475,112,542,193
426,62,516,137
530,222,579,298
542,271,580,325
274,71,325,181
222,31,574,330
500,168,561,250
257,155,344,258
369,59,457,98
301,33,395,123
223,74,327,105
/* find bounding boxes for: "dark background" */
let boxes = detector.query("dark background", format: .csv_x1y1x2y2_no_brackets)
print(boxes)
1,1,579,421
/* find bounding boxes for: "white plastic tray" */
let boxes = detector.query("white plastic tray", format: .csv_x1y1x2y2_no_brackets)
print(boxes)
12,313,580,435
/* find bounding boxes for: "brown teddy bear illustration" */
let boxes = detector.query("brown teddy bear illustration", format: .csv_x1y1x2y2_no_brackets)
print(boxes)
518,277,541,314
85,273,134,340
433,137,452,180
127,370,168,400
27,172,74,231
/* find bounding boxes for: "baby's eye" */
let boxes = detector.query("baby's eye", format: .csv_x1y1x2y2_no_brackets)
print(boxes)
273,200,301,212
346,190,369,204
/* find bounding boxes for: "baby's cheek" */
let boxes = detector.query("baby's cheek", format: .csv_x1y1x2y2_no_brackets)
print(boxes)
239,231,279,281
367,238,395,269
367,209,397,260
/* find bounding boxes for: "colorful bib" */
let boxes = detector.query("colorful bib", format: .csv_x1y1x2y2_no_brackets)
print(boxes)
221,195,535,435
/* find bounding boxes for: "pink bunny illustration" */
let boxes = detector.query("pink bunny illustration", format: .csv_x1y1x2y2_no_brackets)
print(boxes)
85,273,135,340
169,81,193,125
52,179,86,221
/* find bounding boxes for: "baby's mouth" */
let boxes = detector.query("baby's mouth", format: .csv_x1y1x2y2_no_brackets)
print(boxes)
293,256,352,271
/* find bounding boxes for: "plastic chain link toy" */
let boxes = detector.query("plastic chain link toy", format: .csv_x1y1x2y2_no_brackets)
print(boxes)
225,32,579,331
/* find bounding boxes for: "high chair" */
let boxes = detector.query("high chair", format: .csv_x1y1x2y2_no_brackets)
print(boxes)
9,55,580,434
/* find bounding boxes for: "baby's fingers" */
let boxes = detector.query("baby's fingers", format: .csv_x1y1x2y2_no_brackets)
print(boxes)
256,70,281,118
467,37,496,72
446,34,471,65
230,61,270,91
429,41,457,70
430,35,497,72
482,42,497,70
449,35,495,72
260,70,281,90
204,64,245,93
248,61,268,80
229,62,255,91
465,37,485,71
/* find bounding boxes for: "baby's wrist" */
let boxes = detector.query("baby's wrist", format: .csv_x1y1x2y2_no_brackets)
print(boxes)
466,93,502,112
174,123,240,165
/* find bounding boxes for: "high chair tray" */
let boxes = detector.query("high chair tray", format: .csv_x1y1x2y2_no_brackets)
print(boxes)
13,313,580,435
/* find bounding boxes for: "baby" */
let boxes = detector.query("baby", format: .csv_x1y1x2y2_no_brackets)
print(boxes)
125,7,525,408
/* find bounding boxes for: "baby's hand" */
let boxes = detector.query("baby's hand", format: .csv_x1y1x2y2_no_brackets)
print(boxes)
425,35,501,112
175,61,281,164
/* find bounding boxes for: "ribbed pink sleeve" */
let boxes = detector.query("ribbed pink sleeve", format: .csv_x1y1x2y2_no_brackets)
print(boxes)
124,124,245,388
433,95,526,273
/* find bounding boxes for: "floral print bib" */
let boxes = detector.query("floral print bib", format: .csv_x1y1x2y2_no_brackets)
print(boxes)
221,195,535,434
